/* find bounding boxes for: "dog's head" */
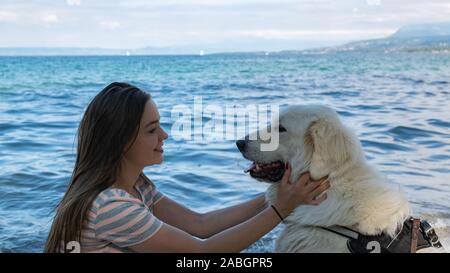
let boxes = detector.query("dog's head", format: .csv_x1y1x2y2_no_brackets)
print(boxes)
237,105,363,182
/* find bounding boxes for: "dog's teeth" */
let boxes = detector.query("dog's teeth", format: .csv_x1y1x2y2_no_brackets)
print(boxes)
245,162,256,173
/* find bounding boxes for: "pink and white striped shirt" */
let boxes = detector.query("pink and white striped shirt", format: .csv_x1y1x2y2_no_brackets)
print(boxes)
80,175,164,253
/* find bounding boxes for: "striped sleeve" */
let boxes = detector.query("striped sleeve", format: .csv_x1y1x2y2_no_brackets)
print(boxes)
141,175,165,207
93,196,162,248
150,183,164,205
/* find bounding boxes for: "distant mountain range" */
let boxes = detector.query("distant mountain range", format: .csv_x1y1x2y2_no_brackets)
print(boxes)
1,22,450,56
0,46,204,56
300,21,450,54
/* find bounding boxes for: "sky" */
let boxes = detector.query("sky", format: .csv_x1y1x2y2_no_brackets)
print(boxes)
1,0,450,51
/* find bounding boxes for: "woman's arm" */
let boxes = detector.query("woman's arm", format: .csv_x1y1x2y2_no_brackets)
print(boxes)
131,204,283,253
200,193,267,238
153,196,204,238
153,193,267,239
131,166,330,253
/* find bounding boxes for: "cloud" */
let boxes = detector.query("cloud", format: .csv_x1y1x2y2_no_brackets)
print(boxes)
99,20,121,30
42,14,59,24
1,0,450,49
238,29,396,39
66,0,81,6
366,0,382,6
128,28,396,43
0,10,19,22
115,0,298,8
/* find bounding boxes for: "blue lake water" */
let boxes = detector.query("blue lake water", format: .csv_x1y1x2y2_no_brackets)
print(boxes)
0,52,449,252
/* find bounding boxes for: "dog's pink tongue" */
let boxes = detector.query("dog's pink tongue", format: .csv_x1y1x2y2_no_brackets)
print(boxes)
244,162,256,173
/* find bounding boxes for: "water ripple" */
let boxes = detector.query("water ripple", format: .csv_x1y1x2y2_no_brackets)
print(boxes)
1,53,450,252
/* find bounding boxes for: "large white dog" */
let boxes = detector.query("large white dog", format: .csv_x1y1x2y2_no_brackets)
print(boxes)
237,105,442,253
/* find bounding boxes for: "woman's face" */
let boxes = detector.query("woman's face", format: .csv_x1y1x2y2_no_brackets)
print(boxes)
124,98,168,167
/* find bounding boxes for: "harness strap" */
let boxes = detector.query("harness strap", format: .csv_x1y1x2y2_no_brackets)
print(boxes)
410,218,421,253
320,226,359,240
321,217,442,253
421,220,443,248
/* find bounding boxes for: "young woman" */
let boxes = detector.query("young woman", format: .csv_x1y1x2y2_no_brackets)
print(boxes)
44,82,329,253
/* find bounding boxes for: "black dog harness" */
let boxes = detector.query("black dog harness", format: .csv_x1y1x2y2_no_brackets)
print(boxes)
321,217,443,253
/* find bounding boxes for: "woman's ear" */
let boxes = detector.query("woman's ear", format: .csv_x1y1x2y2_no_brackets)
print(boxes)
308,118,353,167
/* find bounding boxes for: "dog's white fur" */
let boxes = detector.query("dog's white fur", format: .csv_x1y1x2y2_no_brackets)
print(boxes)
241,105,413,252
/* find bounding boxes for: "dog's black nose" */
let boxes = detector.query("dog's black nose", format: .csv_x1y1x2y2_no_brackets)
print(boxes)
236,140,246,152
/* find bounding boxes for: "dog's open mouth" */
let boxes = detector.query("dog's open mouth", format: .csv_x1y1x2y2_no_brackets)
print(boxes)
244,160,285,182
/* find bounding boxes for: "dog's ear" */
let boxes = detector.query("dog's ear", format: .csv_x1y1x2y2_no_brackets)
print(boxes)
307,118,354,168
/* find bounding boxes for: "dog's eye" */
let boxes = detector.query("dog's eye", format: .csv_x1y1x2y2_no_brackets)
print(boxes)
278,125,287,132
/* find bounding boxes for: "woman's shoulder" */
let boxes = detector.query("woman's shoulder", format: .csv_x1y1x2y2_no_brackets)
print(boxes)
90,174,161,213
91,187,140,211
137,174,165,207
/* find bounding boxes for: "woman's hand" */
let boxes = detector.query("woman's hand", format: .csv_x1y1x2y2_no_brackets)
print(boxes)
273,162,330,218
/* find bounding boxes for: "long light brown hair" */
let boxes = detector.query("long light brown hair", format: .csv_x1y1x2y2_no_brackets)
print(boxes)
44,82,150,252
